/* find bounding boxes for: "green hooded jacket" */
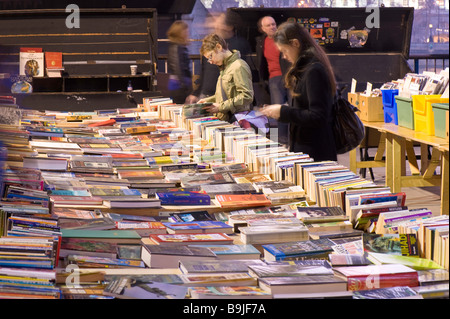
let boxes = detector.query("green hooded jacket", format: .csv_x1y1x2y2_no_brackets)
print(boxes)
202,50,254,122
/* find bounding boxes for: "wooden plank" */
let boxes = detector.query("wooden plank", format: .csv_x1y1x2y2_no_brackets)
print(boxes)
422,147,441,179
374,131,386,161
400,175,441,188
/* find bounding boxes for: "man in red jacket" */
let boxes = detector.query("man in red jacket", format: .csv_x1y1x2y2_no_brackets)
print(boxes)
256,16,290,146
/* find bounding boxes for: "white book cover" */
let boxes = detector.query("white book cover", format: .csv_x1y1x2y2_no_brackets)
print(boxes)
20,51,44,77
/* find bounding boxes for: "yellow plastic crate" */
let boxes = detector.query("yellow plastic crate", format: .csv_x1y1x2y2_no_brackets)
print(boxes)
412,95,449,136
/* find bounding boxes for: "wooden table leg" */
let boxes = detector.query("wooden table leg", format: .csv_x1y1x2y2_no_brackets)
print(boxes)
392,134,403,193
385,133,393,192
349,148,357,174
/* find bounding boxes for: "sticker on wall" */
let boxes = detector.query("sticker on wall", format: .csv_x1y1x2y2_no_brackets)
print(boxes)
346,27,371,48
310,28,323,39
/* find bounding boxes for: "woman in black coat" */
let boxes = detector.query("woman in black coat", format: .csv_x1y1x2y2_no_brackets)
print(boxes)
260,22,337,162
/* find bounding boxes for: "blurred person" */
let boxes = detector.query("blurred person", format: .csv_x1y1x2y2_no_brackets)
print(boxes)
260,22,337,161
185,12,251,104
256,16,291,146
167,20,192,104
197,33,253,123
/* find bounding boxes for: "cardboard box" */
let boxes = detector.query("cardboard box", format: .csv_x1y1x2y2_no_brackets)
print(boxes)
357,94,384,122
348,92,360,107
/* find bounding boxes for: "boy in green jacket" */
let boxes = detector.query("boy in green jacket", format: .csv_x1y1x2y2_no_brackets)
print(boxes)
198,33,254,123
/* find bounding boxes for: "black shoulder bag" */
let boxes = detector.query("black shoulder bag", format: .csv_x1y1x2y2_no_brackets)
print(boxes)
332,86,365,154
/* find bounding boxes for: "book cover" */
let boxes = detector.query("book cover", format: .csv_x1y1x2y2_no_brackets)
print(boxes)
296,206,348,223
45,52,62,69
352,286,423,299
258,275,348,295
334,264,419,291
156,192,211,206
19,49,44,77
248,262,334,278
150,233,234,246
188,286,271,299
50,195,103,206
366,252,444,271
106,279,188,299
363,233,420,257
179,259,266,274
200,183,258,197
194,244,261,259
179,273,256,287
215,194,271,208
168,211,214,223
163,221,233,234
262,239,336,261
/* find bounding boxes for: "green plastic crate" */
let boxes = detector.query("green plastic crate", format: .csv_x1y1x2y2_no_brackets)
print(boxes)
432,102,449,139
395,96,414,129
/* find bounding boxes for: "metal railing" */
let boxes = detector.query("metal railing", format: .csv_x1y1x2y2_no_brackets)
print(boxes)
409,54,449,73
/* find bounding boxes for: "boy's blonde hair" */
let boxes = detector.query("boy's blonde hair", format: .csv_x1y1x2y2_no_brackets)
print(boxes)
200,33,228,56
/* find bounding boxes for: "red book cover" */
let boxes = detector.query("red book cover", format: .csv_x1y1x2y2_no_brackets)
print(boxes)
88,119,116,127
45,52,63,69
334,264,419,291
215,194,271,208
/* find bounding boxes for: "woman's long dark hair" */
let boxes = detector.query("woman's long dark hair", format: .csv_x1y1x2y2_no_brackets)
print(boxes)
274,22,336,97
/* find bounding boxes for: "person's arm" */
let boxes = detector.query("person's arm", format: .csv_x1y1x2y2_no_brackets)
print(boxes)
218,61,254,114
279,64,332,127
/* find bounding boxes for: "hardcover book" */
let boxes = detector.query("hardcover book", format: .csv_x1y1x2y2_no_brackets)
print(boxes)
156,191,211,206
141,244,217,268
333,264,419,291
262,238,336,262
19,48,44,77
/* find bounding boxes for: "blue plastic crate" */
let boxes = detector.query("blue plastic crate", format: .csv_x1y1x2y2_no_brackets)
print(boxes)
382,89,399,124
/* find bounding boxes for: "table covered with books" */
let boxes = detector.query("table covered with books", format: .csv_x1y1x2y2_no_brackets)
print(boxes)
0,97,448,300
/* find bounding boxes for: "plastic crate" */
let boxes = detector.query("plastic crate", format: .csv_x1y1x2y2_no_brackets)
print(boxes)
432,103,449,139
381,89,399,124
412,95,449,136
395,96,414,129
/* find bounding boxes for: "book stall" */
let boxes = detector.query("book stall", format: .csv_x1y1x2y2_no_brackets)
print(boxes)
0,5,448,304
0,95,448,300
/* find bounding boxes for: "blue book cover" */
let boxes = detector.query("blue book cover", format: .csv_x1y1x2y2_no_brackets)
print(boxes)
156,191,211,205
49,189,91,196
262,239,335,260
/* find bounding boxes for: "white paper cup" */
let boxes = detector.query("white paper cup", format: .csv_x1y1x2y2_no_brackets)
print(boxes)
130,65,137,75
